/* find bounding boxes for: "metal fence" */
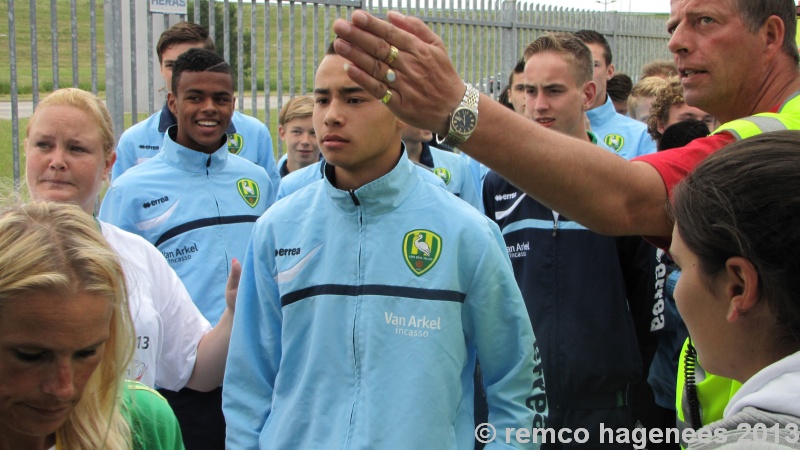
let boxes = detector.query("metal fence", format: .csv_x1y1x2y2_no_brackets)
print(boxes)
3,0,671,188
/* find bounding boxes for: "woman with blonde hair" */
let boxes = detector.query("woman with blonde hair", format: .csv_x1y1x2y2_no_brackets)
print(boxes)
0,201,181,449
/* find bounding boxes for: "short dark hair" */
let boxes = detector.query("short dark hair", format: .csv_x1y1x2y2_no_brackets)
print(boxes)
506,59,525,87
657,118,708,151
157,22,215,64
574,29,612,66
171,48,232,94
732,0,799,65
606,73,632,104
672,130,800,354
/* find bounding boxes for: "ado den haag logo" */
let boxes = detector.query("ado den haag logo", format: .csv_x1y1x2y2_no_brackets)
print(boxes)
237,178,260,208
433,167,452,185
403,229,442,276
227,133,244,155
604,134,625,152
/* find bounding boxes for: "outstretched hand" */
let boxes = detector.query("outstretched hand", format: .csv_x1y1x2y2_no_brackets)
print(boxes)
333,10,466,135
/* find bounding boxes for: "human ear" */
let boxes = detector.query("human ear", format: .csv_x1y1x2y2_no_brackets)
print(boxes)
725,256,760,322
167,92,178,116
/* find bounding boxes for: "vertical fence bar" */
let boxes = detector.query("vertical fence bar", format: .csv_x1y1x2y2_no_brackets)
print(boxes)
29,0,39,107
194,0,200,23
51,0,59,90
264,0,272,127
105,0,124,146
8,0,20,190
237,0,244,111
289,1,296,96
71,0,79,86
147,6,154,114
277,0,284,114
129,0,138,124
209,0,215,39
251,0,258,115
224,0,231,64
301,0,308,95
90,0,98,94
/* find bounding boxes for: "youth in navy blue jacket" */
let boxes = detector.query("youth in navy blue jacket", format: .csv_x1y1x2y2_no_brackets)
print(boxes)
483,166,654,442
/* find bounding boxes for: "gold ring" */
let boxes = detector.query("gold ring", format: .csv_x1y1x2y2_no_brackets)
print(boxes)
384,45,399,65
381,90,392,105
385,68,397,83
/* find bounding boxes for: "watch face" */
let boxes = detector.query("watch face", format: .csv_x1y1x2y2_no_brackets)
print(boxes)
452,108,477,135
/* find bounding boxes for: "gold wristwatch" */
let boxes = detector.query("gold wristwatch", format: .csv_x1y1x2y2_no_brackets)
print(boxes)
437,82,479,148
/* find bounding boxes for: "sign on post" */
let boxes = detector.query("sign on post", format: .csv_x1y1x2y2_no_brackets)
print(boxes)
149,0,188,15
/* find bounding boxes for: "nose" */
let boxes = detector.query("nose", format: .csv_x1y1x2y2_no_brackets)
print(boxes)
42,360,75,401
324,100,344,127
48,147,67,171
531,93,548,113
667,22,689,55
299,132,313,148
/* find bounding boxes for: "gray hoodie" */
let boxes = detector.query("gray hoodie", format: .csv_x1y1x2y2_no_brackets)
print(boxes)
689,351,800,449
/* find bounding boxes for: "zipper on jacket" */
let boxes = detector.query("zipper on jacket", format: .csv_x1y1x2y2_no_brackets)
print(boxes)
349,190,360,206
552,218,558,237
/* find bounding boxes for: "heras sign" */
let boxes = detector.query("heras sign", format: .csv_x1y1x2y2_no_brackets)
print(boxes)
149,0,187,15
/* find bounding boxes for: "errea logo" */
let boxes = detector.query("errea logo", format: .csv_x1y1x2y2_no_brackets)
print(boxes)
142,196,169,209
494,192,517,202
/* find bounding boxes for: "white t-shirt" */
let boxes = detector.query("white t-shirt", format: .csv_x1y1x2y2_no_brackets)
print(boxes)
101,222,211,391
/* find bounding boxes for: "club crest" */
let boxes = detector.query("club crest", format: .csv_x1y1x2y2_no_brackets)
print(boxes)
403,229,442,276
433,167,452,185
237,178,260,208
604,134,624,152
227,133,244,155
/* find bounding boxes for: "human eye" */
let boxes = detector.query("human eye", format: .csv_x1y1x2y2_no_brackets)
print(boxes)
70,145,88,153
700,16,714,25
525,87,535,95
347,96,365,104
314,97,328,105
75,344,103,360
14,350,45,363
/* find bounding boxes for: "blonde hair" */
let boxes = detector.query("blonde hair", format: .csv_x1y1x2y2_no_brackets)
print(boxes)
279,95,314,125
0,201,133,450
628,77,667,120
27,88,115,155
647,76,685,141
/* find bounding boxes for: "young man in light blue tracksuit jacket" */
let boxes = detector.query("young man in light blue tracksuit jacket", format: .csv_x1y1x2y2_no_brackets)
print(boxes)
111,21,280,196
223,47,546,449
100,48,274,450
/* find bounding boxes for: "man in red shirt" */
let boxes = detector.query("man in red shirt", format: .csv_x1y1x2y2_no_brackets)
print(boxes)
332,0,800,245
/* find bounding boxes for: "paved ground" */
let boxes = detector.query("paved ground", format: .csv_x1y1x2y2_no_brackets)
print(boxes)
0,94,293,120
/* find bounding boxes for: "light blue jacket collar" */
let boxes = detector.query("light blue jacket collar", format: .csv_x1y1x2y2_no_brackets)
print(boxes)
162,125,229,174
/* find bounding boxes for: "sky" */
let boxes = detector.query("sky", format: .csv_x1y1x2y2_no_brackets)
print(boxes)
531,0,670,14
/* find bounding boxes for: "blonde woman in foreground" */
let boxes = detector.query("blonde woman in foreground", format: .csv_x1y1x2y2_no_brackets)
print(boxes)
0,201,182,449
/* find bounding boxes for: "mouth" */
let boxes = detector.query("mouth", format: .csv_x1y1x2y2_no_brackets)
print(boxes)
322,135,349,145
41,178,74,187
679,68,707,79
25,404,71,418
196,120,220,128
534,118,555,127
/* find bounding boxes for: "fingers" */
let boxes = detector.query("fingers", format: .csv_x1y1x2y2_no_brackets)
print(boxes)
386,11,444,47
341,59,391,104
225,257,242,311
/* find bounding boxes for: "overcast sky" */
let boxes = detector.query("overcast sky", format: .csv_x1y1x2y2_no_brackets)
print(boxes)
532,0,670,14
